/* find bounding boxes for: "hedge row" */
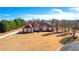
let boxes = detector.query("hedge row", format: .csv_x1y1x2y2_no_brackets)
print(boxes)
0,18,26,33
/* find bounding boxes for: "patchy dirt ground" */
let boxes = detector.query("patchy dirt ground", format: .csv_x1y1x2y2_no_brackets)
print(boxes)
0,32,70,51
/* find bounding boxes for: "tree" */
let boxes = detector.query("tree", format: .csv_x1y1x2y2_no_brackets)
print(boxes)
0,18,26,33
66,20,72,34
55,20,59,32
0,20,10,32
14,18,26,28
61,20,67,32
71,21,79,37
51,19,56,32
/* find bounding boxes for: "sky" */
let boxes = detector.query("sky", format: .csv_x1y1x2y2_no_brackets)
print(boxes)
0,7,79,20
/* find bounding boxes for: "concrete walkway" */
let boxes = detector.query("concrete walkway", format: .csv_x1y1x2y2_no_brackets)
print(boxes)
0,30,21,39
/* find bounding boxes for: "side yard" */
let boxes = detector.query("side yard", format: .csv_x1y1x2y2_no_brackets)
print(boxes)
0,32,71,51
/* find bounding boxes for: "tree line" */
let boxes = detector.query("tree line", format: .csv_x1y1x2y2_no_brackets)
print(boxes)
0,18,26,33
0,18,79,38
51,19,79,37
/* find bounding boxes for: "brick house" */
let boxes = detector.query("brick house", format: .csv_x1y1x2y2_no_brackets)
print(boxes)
22,22,53,33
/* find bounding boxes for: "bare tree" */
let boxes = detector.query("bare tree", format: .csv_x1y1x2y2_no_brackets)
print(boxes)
71,20,79,37
51,19,59,32
66,20,71,34
51,19,55,32
55,20,59,32
61,20,67,32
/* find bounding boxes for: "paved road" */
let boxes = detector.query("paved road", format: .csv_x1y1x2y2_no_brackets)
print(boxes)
60,41,79,51
0,30,22,39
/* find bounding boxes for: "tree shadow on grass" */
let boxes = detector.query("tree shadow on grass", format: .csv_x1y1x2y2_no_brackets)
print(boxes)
42,32,63,36
60,36,77,45
16,31,33,34
56,33,68,37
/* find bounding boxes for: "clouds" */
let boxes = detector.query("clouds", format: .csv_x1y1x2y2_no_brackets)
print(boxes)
0,7,79,20
24,14,54,20
0,14,11,19
51,9,64,14
0,14,10,17
69,7,79,12
23,7,79,20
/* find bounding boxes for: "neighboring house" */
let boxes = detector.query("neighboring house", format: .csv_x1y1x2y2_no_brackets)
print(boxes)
22,24,33,33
